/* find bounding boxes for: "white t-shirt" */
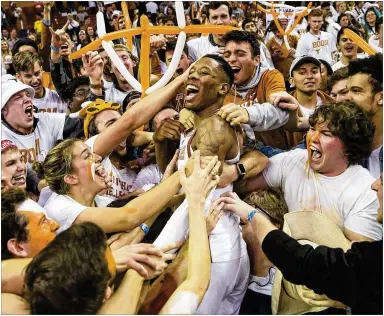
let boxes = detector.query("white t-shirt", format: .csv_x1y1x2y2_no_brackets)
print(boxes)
44,192,87,233
86,135,137,206
146,1,158,14
299,95,322,119
105,84,129,106
367,146,383,179
33,88,68,113
131,164,163,192
102,77,114,89
263,149,382,240
296,31,337,65
332,60,348,72
2,113,65,167
187,35,218,62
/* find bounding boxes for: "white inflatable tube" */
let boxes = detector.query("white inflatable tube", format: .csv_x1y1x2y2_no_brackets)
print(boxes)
145,31,187,94
175,1,186,29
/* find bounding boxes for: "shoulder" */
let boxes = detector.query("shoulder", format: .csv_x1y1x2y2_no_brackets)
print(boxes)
195,115,235,143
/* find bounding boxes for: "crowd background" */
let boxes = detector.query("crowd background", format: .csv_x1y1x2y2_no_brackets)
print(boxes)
0,1,383,315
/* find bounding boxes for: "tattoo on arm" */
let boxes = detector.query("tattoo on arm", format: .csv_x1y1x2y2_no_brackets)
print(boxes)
195,118,228,157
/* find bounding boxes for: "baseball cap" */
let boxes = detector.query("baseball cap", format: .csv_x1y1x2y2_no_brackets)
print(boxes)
1,75,35,109
1,140,18,153
289,56,322,77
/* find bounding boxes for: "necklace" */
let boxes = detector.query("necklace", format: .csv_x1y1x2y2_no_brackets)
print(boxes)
310,31,321,41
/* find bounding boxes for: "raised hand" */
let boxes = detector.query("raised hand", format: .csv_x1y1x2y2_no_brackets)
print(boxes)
82,51,104,80
49,20,70,48
269,92,299,111
215,191,254,224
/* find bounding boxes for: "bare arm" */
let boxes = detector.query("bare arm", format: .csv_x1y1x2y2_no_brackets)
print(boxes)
41,2,52,49
1,293,29,315
74,172,181,233
234,172,271,197
92,75,187,158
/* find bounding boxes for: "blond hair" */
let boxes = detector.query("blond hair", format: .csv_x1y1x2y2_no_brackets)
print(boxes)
243,189,288,227
13,51,43,74
33,139,80,195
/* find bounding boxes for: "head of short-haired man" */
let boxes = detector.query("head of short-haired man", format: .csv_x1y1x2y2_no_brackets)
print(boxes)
1,140,27,193
328,66,349,102
346,54,383,120
336,27,358,63
64,76,90,113
222,30,261,86
159,42,190,78
307,101,375,177
1,187,59,259
13,51,45,99
289,56,322,96
1,77,35,135
24,222,115,314
207,2,232,45
184,54,233,113
308,9,324,35
109,44,138,92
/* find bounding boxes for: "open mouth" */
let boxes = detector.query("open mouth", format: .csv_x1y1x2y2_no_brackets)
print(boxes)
344,46,354,53
310,145,322,161
185,84,199,101
12,174,26,185
231,67,241,77
176,67,183,75
24,105,34,119
31,83,42,91
61,44,69,51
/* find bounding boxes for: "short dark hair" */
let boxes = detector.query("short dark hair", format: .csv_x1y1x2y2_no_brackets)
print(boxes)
24,222,110,315
328,66,349,89
11,38,39,56
321,2,331,9
241,18,255,31
63,76,90,102
207,2,232,19
309,101,375,165
158,42,189,63
191,18,202,25
348,53,383,94
336,26,359,44
1,188,29,260
223,30,260,57
202,54,234,86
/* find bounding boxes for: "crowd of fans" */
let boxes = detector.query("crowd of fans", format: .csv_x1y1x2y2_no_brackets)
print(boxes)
1,1,383,315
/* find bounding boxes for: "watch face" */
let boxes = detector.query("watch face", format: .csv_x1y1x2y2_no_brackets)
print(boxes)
237,163,246,174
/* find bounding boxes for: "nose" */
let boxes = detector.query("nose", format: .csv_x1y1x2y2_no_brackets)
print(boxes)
216,18,223,25
50,219,60,232
311,130,320,143
226,52,237,64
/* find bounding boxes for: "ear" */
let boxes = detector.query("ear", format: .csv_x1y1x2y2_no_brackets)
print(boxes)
64,174,79,186
289,77,295,87
103,286,113,303
376,91,383,107
253,55,260,66
219,83,230,96
7,238,28,258
15,73,21,80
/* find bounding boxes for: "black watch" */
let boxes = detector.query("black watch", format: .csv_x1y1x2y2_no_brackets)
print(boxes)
236,163,246,181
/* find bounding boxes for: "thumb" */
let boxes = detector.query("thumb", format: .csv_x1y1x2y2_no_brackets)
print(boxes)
179,165,187,181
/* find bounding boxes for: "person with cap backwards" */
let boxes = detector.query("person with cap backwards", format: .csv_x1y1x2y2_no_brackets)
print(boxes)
217,172,383,314
1,76,83,167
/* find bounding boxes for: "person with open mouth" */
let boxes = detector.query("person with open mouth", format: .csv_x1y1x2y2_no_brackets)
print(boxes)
332,26,359,72
13,51,68,113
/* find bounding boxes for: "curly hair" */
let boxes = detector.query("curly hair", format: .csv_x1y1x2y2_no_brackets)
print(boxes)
309,101,375,165
1,187,29,260
223,30,260,57
348,53,383,94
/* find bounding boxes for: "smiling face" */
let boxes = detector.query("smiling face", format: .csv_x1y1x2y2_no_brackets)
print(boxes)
79,30,86,41
184,57,230,112
338,33,357,58
165,50,190,77
2,29,9,38
68,141,112,193
292,63,321,94
346,74,383,116
1,40,8,51
16,61,43,98
59,33,73,57
1,149,27,192
224,40,259,86
306,120,349,176
93,110,126,157
366,10,377,25
371,174,383,223
2,89,34,134
87,26,95,36
18,211,60,257
330,78,349,102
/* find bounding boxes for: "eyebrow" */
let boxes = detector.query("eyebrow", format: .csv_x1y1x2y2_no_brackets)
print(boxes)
38,214,46,226
80,148,89,158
